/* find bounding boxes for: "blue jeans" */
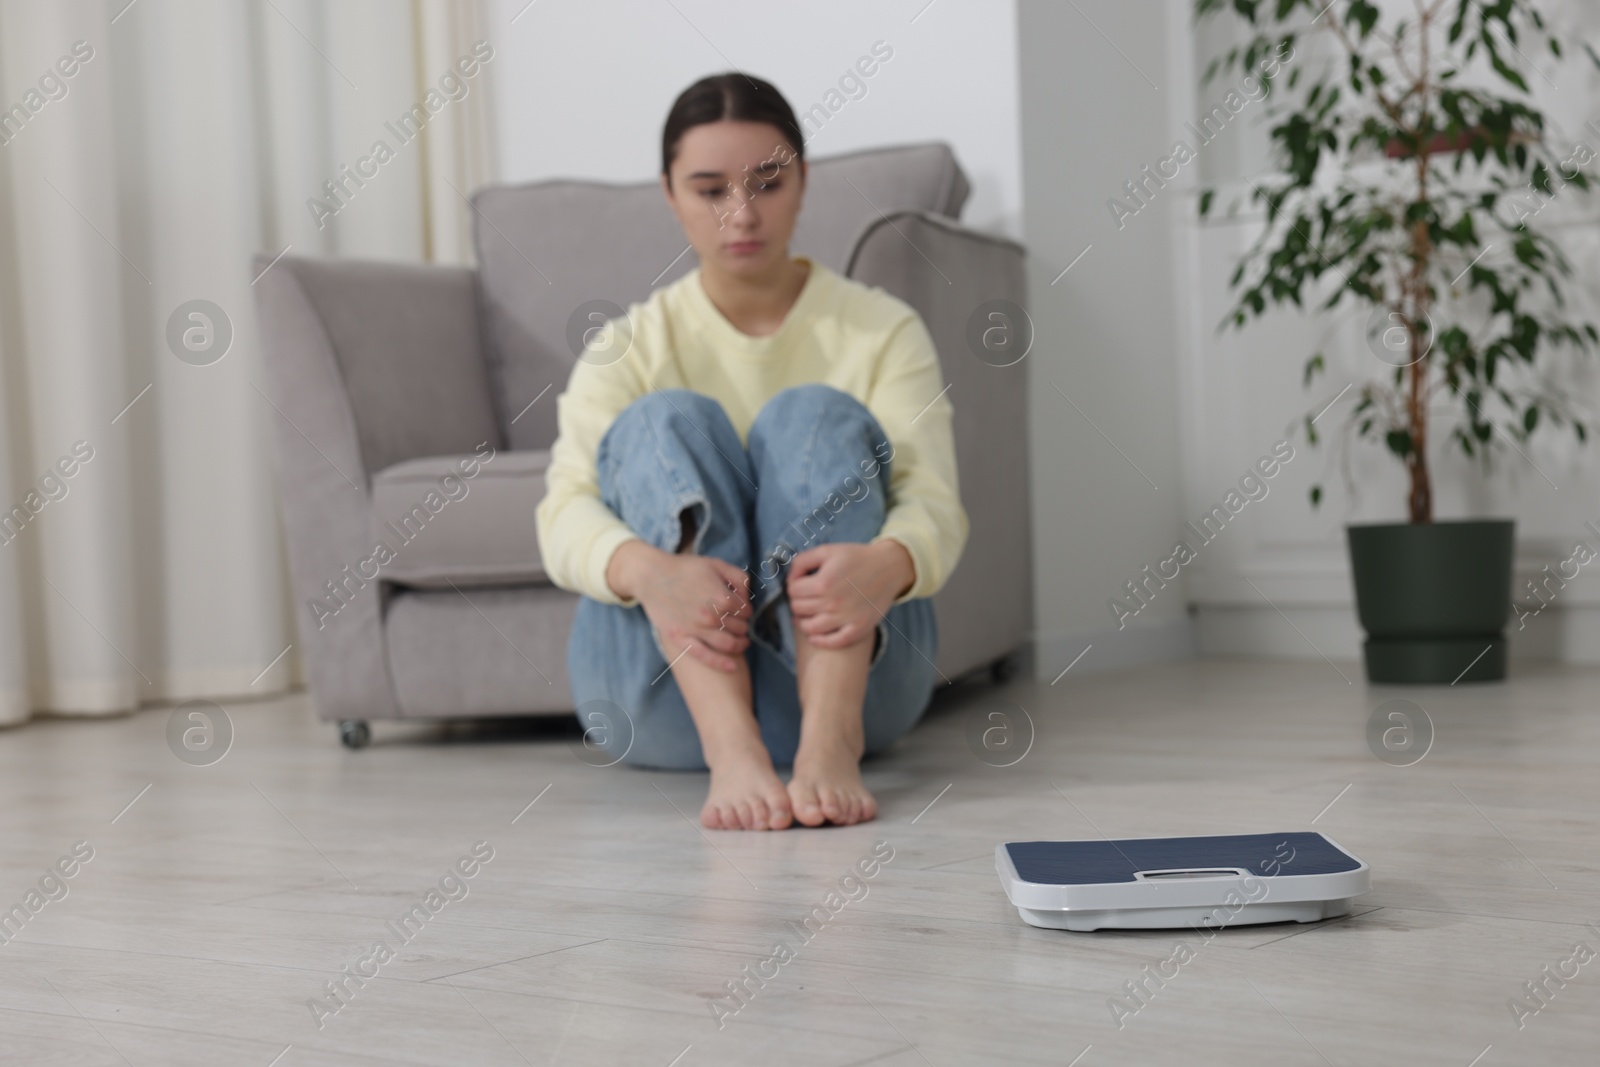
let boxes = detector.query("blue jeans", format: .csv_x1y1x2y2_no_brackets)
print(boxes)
567,385,939,770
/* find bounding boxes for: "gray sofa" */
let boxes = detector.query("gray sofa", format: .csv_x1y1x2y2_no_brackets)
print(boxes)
253,142,1032,748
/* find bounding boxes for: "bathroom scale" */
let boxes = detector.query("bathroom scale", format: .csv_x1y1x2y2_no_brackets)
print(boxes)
995,831,1370,932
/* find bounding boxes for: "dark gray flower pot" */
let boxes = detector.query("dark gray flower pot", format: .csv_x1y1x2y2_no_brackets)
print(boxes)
1346,520,1514,683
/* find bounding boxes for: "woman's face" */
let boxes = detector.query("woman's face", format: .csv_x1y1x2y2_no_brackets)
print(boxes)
661,120,806,278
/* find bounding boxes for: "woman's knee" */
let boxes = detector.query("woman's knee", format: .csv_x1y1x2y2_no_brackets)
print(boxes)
604,389,740,458
748,385,893,501
626,387,731,426
750,384,878,445
596,389,755,547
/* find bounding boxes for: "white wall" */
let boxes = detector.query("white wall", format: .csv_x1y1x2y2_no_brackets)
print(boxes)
486,0,1023,240
1015,0,1196,678
1017,0,1600,677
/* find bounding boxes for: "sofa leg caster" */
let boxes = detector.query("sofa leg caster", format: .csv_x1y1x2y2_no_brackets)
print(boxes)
990,654,1018,685
338,720,371,750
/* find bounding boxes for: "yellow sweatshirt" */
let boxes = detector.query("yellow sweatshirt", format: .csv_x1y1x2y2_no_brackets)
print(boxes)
535,256,967,607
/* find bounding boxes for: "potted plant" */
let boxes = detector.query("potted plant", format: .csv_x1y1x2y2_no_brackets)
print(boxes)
1196,0,1600,683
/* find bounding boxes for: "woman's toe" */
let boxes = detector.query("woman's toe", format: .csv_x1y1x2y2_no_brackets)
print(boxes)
765,791,794,830
818,787,845,824
754,796,782,831
789,781,824,826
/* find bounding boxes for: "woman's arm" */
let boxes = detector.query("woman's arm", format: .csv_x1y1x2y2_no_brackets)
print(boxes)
537,331,756,668
607,540,753,671
784,311,967,649
534,353,648,605
863,313,969,602
785,539,915,648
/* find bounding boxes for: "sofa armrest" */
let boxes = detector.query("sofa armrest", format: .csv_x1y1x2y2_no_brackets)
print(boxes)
252,255,502,721
256,256,503,475
845,214,1034,678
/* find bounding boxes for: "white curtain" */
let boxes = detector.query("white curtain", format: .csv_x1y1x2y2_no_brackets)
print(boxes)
0,0,498,725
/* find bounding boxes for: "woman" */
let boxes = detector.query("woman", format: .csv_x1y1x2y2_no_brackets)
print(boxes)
535,73,966,831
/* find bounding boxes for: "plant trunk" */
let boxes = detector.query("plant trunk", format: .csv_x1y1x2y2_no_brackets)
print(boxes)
1407,151,1433,523
1407,15,1434,526
1407,353,1432,523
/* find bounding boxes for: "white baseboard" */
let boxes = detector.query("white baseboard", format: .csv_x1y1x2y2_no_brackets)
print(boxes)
1196,604,1600,664
1032,616,1196,681
1196,605,1363,661
1035,604,1600,678
23,661,300,718
1500,605,1600,663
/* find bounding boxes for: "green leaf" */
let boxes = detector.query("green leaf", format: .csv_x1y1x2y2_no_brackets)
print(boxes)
1303,352,1325,385
1191,0,1597,499
1310,485,1323,507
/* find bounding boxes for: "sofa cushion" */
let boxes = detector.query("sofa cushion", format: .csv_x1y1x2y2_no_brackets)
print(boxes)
471,142,971,453
369,450,549,588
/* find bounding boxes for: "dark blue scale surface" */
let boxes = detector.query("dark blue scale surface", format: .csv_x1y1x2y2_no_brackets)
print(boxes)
1007,832,1359,886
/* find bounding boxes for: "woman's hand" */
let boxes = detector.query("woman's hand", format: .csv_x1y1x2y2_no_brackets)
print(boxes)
607,541,752,672
786,541,915,650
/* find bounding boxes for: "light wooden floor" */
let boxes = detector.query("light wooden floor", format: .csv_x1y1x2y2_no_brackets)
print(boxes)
1,658,1597,1066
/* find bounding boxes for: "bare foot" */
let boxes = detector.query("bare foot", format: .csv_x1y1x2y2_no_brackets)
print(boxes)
701,745,794,830
788,739,877,827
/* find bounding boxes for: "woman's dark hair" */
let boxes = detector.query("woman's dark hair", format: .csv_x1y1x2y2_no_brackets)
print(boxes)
661,73,805,187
